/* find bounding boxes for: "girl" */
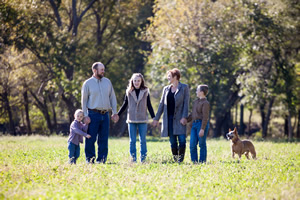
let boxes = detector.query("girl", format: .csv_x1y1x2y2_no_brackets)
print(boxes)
68,109,91,164
117,73,155,162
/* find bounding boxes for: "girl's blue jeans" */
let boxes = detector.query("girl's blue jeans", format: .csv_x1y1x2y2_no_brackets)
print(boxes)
68,142,80,164
190,120,209,163
128,123,147,162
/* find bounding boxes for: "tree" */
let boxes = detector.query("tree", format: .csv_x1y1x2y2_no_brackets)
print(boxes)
0,52,16,135
0,0,154,134
238,0,300,138
145,0,299,139
144,0,249,137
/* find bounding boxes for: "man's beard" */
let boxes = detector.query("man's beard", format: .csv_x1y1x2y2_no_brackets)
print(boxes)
97,74,103,79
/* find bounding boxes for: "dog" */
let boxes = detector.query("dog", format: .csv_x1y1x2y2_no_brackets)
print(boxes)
226,127,256,160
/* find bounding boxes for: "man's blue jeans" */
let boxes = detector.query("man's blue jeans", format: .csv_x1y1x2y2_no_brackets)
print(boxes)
85,110,109,163
128,123,147,162
190,120,209,163
168,115,186,149
68,142,80,164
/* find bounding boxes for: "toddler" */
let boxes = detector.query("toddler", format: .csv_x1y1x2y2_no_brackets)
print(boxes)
68,109,91,164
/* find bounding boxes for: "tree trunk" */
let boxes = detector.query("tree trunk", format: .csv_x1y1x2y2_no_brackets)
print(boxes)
213,110,232,138
43,104,53,134
260,103,266,135
39,98,53,134
61,93,77,123
297,109,300,139
213,91,239,138
288,111,293,141
292,113,297,135
223,111,232,137
23,90,32,134
247,108,253,138
262,97,275,138
30,90,53,134
239,103,245,136
64,65,74,81
284,115,288,136
48,94,57,133
213,116,224,138
4,91,16,135
235,103,238,127
72,0,78,36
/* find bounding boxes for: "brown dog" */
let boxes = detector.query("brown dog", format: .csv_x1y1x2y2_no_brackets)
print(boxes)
226,127,256,159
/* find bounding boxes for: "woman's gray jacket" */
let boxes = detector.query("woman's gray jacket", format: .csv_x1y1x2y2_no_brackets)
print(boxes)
154,82,190,137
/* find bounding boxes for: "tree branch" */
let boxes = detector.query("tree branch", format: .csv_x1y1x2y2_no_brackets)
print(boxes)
48,0,63,28
78,0,97,22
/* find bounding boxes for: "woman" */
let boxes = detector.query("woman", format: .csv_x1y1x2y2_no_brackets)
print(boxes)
153,68,190,163
117,73,155,162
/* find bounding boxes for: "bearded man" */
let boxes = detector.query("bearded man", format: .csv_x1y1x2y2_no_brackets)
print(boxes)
81,62,119,164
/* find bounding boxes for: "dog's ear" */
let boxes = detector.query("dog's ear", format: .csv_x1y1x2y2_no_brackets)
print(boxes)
234,127,239,136
229,128,232,132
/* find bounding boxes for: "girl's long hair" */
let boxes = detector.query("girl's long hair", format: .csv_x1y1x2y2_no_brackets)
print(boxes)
126,73,147,93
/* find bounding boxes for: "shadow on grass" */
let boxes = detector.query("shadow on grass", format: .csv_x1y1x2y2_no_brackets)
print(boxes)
219,160,242,164
264,138,300,143
109,136,169,143
206,136,300,143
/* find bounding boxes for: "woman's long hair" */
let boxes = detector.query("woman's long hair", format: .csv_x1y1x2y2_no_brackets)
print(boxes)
126,73,147,93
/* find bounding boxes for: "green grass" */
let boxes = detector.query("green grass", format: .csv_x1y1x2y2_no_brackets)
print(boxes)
0,136,299,199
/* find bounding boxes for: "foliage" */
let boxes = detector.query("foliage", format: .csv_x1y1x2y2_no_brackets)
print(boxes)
144,0,251,136
0,0,299,138
0,136,299,199
0,0,153,134
143,0,300,137
236,0,300,138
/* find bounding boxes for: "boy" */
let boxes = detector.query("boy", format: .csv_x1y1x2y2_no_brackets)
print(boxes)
187,85,210,163
68,109,91,164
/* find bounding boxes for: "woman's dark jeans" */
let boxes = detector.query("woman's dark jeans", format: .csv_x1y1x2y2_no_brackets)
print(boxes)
168,115,186,149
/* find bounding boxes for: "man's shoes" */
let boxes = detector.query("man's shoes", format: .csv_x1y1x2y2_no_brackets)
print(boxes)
86,157,95,164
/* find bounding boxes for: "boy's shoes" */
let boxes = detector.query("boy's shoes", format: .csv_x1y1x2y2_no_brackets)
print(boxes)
69,157,76,164
131,157,137,163
96,158,106,164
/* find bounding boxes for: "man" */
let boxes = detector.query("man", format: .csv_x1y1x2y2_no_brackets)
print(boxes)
81,62,119,164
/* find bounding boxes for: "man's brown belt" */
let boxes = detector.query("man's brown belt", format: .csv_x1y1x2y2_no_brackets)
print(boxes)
88,109,108,114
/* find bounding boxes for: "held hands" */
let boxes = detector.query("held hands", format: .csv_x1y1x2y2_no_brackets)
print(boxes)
84,117,91,139
152,119,158,127
86,134,91,139
180,118,187,126
111,114,119,123
199,129,204,137
153,118,186,127
84,116,91,124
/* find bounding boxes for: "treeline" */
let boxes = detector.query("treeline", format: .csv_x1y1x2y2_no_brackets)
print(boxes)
0,0,153,135
0,0,299,139
144,0,300,139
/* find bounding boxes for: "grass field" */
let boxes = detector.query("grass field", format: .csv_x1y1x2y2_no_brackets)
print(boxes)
0,136,299,199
